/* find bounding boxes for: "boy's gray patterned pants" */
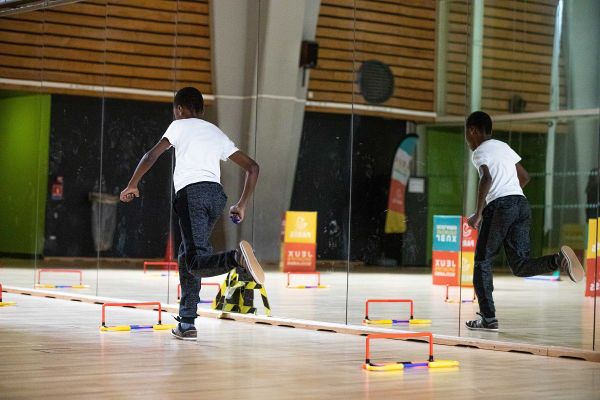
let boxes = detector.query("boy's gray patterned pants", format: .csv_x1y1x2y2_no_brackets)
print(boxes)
474,195,559,318
174,182,252,324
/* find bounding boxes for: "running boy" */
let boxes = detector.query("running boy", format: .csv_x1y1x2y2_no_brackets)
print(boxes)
465,111,584,332
120,87,264,341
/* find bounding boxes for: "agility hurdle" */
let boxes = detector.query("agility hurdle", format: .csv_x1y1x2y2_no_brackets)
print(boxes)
35,269,89,289
444,285,476,303
286,271,329,289
363,299,431,325
0,283,16,306
177,282,221,304
143,261,178,274
363,332,459,371
100,301,175,332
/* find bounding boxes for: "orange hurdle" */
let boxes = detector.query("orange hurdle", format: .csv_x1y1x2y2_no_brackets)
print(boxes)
36,269,83,286
101,301,162,326
363,332,459,371
363,299,430,324
444,284,476,303
0,282,15,306
286,271,328,288
143,261,178,274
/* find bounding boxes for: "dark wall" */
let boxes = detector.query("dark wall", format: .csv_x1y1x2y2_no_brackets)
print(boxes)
291,112,411,264
291,112,351,260
351,115,408,264
44,95,176,258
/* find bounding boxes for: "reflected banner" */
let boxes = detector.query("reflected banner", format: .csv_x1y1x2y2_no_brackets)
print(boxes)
384,134,418,233
585,218,600,297
281,211,317,272
432,215,477,286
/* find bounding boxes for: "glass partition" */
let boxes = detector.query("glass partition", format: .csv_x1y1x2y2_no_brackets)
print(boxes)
251,0,351,323
38,4,103,297
456,0,600,350
2,0,597,352
0,5,102,295
345,0,463,336
0,6,48,291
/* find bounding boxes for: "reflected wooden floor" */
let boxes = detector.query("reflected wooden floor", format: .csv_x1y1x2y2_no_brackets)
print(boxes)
1,261,597,350
0,293,599,399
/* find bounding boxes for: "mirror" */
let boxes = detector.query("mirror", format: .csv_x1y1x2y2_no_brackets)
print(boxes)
345,0,466,337
2,0,597,353
250,0,351,323
457,0,600,350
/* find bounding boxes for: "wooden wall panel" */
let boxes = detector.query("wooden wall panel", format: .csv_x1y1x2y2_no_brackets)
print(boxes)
308,0,437,121
0,0,566,120
445,0,469,116
0,0,210,102
481,0,565,116
444,0,565,121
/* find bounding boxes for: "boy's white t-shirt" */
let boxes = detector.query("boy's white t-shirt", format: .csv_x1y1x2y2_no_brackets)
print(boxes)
162,118,239,193
472,139,524,204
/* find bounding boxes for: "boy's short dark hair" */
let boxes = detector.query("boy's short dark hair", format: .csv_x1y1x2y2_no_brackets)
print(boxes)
174,87,204,114
466,111,492,136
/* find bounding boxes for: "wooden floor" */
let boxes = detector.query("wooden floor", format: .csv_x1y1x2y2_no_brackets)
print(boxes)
0,293,599,399
1,261,597,350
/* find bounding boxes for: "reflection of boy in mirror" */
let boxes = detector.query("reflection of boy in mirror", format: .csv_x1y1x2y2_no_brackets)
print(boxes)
120,87,264,341
464,111,584,332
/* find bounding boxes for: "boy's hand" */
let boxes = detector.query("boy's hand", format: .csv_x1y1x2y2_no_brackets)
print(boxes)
120,186,139,202
229,204,245,224
467,213,482,230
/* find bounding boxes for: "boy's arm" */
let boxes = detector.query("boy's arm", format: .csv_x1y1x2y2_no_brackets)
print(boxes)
120,138,172,202
467,164,492,229
516,163,530,188
228,150,259,222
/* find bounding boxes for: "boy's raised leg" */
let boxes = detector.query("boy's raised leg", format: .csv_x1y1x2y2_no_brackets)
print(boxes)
558,245,585,282
238,240,265,285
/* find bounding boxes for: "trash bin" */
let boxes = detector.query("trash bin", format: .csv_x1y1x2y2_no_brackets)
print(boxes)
89,192,119,252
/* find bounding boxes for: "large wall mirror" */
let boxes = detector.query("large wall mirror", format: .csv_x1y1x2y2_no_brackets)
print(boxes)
1,0,597,352
455,0,599,350
346,0,463,337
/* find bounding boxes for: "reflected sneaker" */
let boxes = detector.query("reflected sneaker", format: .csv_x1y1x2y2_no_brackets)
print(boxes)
466,312,499,332
558,245,585,282
171,317,197,341
237,240,265,284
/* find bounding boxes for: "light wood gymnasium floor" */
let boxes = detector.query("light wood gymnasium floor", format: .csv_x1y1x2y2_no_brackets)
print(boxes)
1,264,596,349
1,293,599,399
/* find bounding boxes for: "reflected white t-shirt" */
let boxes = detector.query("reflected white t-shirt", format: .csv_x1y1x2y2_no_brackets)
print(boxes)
162,118,238,193
472,139,524,204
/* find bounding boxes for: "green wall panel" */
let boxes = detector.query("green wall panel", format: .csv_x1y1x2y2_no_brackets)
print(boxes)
0,91,50,255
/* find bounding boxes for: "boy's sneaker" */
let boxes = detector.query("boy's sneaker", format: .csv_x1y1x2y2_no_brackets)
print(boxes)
237,240,265,284
171,317,197,341
558,245,585,282
466,312,499,332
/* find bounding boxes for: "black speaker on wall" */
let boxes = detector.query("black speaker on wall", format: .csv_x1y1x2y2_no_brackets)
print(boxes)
300,40,319,68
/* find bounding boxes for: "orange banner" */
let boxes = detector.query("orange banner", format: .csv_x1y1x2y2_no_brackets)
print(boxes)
281,211,318,272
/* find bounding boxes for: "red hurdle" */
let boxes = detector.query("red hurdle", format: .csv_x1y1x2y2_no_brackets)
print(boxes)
0,282,15,306
101,302,163,327
143,261,178,274
444,284,476,303
286,271,321,287
365,332,434,365
36,269,83,285
365,299,414,322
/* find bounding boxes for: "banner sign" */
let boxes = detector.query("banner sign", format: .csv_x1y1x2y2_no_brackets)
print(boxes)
585,218,599,297
385,135,418,234
282,211,317,272
432,215,477,286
